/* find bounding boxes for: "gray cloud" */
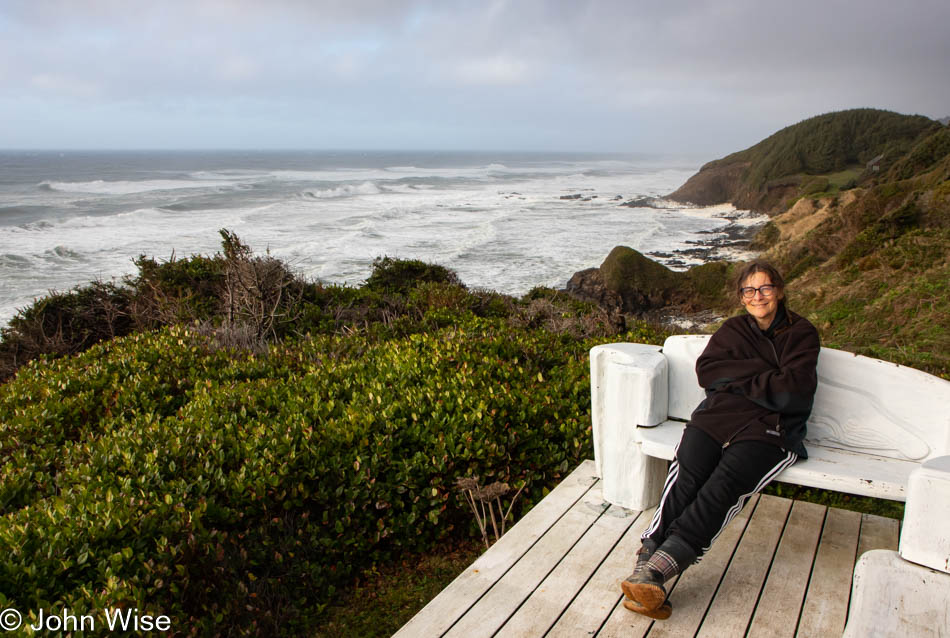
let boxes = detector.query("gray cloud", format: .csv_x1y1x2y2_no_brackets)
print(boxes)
1,0,948,152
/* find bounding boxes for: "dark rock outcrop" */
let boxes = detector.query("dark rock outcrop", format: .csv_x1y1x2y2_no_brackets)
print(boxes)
566,247,737,317
564,267,623,314
599,246,681,311
619,197,662,208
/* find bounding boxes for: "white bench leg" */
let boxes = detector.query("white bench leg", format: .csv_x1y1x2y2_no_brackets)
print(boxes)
591,344,669,511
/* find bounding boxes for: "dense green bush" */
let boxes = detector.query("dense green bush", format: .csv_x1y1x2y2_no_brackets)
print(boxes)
364,256,463,294
130,253,226,327
887,127,950,181
0,235,237,381
0,319,665,635
1,237,631,384
0,281,135,379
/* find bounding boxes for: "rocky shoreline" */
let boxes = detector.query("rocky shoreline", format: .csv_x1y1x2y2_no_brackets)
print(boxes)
648,216,761,266
558,196,765,332
618,195,766,266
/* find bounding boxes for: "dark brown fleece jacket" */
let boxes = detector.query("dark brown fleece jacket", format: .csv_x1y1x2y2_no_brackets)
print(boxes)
688,303,820,458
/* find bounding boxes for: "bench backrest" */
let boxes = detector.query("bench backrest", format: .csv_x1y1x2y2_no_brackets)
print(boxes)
663,335,950,462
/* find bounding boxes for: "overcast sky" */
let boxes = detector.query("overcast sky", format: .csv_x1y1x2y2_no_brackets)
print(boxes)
2,0,948,155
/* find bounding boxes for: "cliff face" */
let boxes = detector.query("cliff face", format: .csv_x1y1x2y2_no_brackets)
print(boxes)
667,161,749,206
667,109,939,216
668,162,800,214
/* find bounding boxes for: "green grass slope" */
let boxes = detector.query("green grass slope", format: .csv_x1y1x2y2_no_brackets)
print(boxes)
669,109,940,214
746,124,950,377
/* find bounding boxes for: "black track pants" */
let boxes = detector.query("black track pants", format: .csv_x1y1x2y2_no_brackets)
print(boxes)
641,426,797,559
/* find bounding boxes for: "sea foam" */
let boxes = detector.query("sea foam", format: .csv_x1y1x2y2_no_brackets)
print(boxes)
0,151,763,327
40,178,238,195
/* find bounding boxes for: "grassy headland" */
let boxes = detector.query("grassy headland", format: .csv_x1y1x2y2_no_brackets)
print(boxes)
658,109,950,378
668,108,940,214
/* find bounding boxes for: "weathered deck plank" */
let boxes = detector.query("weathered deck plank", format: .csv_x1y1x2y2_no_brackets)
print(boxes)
696,494,793,638
796,507,862,638
443,483,610,637
746,500,826,638
394,462,904,638
856,512,899,557
496,495,637,637
545,508,655,638
392,461,599,638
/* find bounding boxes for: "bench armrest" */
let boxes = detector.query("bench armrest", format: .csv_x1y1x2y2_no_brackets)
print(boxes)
900,455,950,573
590,343,670,509
843,550,950,638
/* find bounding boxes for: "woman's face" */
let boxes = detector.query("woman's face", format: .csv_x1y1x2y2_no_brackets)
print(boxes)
741,271,784,328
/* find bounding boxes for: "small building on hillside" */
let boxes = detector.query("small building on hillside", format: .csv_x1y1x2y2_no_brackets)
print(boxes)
866,153,885,172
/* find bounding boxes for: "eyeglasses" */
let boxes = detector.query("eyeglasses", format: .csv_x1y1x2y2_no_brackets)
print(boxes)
740,285,777,299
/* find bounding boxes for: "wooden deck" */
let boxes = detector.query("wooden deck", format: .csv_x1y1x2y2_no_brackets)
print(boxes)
394,460,900,638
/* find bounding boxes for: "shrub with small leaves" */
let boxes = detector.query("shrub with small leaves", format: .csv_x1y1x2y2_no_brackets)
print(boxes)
0,319,666,636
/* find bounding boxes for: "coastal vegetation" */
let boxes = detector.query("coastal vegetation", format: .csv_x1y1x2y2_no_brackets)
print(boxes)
0,243,658,635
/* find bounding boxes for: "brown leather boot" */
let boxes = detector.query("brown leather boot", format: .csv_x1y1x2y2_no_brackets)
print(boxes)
621,566,668,612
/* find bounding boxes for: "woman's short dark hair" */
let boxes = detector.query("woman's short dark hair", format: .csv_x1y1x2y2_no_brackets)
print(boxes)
733,260,785,301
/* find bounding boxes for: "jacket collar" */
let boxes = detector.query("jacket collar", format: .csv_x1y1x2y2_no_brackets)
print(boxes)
747,301,790,339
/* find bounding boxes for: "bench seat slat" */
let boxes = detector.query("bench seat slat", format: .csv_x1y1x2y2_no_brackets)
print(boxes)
637,421,915,501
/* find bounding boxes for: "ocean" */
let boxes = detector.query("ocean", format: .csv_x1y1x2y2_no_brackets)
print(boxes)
0,150,765,325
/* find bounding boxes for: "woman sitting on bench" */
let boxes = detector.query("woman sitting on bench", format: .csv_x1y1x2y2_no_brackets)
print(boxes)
622,260,821,620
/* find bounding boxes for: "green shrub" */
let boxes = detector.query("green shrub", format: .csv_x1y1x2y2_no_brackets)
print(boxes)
0,320,663,635
364,257,462,295
800,176,830,196
0,281,135,380
0,233,269,380
129,253,225,327
469,289,517,319
407,282,472,316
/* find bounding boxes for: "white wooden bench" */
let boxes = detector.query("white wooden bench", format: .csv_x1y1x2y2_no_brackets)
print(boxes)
591,335,950,637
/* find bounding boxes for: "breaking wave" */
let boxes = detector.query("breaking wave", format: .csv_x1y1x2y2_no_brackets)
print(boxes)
298,182,382,199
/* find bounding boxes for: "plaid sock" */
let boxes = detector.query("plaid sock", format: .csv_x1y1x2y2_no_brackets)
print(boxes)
644,549,679,583
644,534,698,583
